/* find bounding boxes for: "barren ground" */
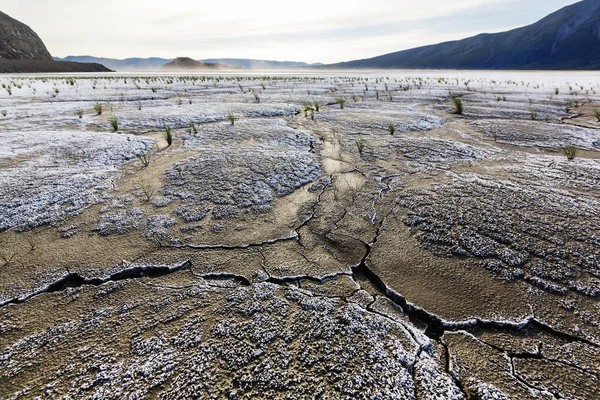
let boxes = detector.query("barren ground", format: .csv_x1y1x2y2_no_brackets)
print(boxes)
0,73,599,399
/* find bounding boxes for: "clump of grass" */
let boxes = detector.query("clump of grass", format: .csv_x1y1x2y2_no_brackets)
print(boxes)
137,102,142,111
93,102,103,115
75,109,84,118
593,108,600,122
562,145,578,160
335,97,346,109
227,111,238,125
529,106,537,120
303,104,315,119
188,120,198,134
109,115,119,131
1,110,6,117
138,179,155,202
137,150,152,167
253,92,261,103
163,126,173,147
314,101,320,112
450,94,463,114
388,125,395,135
0,250,17,266
555,88,559,95
356,139,366,156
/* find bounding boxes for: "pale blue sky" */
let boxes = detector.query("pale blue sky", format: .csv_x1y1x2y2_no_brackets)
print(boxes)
2,0,581,63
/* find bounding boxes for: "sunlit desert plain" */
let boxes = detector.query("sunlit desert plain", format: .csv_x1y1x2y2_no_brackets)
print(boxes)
0,71,599,399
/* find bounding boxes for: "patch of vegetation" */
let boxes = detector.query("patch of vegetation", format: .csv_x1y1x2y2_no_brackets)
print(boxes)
137,151,152,167
593,108,600,122
109,115,119,131
227,111,238,125
450,94,463,115
356,139,366,156
163,126,173,147
562,145,578,160
93,102,103,115
388,125,395,135
188,120,199,134
75,109,84,118
335,97,347,109
138,179,155,202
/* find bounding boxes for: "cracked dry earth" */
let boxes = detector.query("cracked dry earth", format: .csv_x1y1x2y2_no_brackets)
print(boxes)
0,74,599,399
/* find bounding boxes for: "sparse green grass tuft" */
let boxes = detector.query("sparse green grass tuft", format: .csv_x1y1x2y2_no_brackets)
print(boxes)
356,139,366,156
450,94,463,115
188,120,198,134
562,145,578,161
529,106,537,120
138,179,155,202
227,111,238,125
314,101,320,112
335,97,346,109
388,125,395,135
75,109,84,118
93,102,103,115
163,126,173,147
109,115,119,131
1,110,6,117
137,150,152,167
594,108,600,122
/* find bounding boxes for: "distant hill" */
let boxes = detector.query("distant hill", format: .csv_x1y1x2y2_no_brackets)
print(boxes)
0,11,112,72
161,57,231,71
55,56,323,71
327,0,600,70
201,58,324,69
0,11,52,61
55,56,172,71
0,60,112,73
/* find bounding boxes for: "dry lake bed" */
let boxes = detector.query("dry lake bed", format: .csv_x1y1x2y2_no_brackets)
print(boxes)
0,71,599,399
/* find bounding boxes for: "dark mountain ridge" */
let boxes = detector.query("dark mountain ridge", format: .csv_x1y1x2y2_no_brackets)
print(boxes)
327,0,600,70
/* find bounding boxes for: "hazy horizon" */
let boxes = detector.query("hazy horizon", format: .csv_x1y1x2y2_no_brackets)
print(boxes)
2,0,580,64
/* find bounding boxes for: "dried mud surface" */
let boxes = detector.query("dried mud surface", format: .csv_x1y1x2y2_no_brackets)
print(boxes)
0,74,599,399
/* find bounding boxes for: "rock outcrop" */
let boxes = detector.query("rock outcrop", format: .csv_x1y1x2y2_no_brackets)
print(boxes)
0,11,52,61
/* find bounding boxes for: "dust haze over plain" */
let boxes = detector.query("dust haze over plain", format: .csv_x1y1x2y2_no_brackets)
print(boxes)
0,0,581,64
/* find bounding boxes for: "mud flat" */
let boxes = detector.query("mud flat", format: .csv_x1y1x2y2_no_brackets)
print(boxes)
0,73,599,399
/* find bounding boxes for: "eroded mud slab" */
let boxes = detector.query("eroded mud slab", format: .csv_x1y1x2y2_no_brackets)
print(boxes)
1,74,599,399
0,130,153,231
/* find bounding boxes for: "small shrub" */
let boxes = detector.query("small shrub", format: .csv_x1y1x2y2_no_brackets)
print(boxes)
562,145,578,160
1,110,6,117
356,139,366,156
450,94,463,115
388,125,395,135
335,97,346,109
188,120,198,134
253,92,261,103
163,126,173,147
137,151,152,167
93,102,103,115
138,179,155,202
227,111,238,125
0,250,17,266
109,115,119,131
529,106,537,120
75,109,84,118
303,104,315,119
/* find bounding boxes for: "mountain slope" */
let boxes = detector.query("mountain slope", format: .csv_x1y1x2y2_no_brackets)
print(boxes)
161,57,231,70
201,58,324,69
55,56,172,71
328,0,600,70
0,11,52,61
55,56,323,71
